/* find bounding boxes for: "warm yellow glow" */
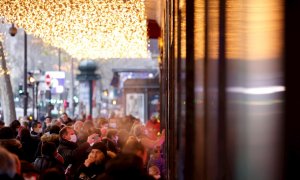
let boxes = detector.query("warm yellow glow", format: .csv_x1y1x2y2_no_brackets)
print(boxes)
194,1,205,60
226,0,283,60
244,0,283,60
226,0,243,59
29,76,35,84
112,99,117,105
179,0,186,59
103,90,109,97
208,0,219,60
0,0,150,59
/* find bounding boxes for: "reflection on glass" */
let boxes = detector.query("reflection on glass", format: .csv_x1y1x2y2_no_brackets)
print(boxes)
208,0,219,60
180,0,186,59
194,0,205,60
226,0,283,179
194,0,205,179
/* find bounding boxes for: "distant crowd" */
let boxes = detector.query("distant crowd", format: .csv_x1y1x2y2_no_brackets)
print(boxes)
0,112,165,180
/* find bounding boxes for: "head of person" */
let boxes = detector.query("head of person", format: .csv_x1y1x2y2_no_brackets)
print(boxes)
108,118,117,129
0,147,17,178
44,116,52,127
32,121,42,134
122,140,147,165
41,142,56,157
98,118,109,128
107,129,118,142
20,120,30,130
148,166,161,180
88,142,107,165
73,120,83,133
116,129,130,148
20,160,39,180
61,113,69,123
132,124,147,138
49,125,61,134
82,120,95,135
9,120,21,134
0,127,14,139
51,119,62,127
19,128,31,142
59,126,77,143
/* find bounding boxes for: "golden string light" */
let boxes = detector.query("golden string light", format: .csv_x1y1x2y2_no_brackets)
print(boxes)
0,0,150,59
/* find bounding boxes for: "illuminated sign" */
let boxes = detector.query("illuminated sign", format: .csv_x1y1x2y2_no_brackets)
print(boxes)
45,71,65,94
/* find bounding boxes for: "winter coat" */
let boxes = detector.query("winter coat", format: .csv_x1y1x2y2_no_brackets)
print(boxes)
58,138,90,178
33,155,64,173
20,136,40,162
75,163,106,180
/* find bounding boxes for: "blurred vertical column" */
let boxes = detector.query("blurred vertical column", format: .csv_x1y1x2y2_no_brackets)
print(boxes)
226,0,284,179
284,0,300,179
23,32,28,116
69,58,75,117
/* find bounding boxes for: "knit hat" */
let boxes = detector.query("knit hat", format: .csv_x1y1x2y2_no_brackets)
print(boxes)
91,142,107,156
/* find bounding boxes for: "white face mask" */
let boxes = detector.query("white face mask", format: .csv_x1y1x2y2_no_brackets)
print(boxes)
109,123,117,128
144,129,149,135
70,134,77,143
154,175,161,179
37,128,42,133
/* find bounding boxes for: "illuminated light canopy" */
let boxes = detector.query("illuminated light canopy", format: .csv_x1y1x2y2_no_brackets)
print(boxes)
0,0,150,59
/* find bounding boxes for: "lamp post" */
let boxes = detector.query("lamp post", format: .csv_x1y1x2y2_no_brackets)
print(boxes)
28,72,35,120
9,24,28,116
76,60,100,118
35,81,39,120
24,32,28,116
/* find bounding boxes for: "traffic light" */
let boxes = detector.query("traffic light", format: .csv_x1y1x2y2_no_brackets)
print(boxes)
27,72,35,87
63,100,69,108
45,74,51,87
18,84,23,95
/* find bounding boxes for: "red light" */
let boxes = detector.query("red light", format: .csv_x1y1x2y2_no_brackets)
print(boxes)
45,74,51,86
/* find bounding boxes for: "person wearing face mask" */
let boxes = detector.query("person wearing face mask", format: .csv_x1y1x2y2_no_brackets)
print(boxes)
30,121,43,138
58,126,99,180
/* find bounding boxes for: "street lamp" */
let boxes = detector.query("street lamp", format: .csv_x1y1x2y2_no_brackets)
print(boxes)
9,24,17,36
9,24,28,116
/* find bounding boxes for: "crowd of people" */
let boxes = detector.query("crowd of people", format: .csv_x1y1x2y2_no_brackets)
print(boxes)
0,112,165,180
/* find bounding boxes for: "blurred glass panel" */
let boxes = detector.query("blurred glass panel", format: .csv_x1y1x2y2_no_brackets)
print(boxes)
226,0,284,179
194,0,205,179
178,0,187,179
179,0,186,60
206,0,220,179
208,0,219,60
